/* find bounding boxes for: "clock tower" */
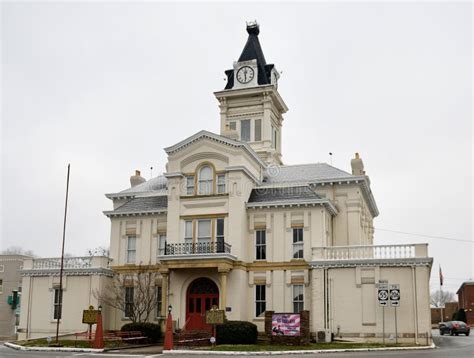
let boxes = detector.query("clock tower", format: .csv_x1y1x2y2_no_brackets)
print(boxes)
214,22,288,165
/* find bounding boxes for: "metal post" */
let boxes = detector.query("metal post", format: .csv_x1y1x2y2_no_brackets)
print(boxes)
382,306,385,345
395,306,398,344
55,164,70,345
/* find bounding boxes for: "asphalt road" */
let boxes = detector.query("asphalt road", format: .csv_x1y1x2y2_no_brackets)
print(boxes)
0,330,472,357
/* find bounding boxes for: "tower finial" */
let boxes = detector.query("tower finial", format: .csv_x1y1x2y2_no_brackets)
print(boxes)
246,20,259,35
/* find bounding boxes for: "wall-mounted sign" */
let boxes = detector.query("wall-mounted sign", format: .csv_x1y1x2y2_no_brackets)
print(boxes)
271,313,300,336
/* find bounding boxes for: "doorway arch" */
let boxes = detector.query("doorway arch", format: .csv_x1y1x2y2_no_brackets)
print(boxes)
185,278,219,331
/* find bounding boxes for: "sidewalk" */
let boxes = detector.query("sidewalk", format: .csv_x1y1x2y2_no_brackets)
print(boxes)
107,345,163,355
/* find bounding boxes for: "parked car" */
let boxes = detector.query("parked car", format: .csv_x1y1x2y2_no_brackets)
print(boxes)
439,321,470,336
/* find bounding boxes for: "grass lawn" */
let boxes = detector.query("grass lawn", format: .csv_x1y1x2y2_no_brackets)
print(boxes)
209,342,416,351
16,338,122,349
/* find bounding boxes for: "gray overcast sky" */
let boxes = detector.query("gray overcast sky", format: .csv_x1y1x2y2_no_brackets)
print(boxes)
1,1,472,294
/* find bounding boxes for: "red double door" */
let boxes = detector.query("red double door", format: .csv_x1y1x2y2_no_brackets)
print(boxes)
186,278,219,331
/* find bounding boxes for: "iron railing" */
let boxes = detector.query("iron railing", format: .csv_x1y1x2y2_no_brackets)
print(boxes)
162,241,231,256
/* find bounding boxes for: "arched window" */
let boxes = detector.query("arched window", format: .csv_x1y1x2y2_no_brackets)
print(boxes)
198,165,213,195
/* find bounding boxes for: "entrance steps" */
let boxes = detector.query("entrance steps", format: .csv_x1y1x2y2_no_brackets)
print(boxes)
175,330,212,347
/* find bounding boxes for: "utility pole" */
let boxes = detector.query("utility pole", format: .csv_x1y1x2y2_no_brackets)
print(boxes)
55,164,70,345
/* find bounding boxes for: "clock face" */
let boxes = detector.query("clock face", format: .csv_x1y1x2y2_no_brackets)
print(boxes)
236,66,255,84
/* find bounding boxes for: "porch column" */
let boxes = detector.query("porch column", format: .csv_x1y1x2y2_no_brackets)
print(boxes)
161,272,169,317
219,270,229,310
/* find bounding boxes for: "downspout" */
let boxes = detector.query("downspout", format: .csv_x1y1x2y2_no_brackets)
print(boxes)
411,266,419,344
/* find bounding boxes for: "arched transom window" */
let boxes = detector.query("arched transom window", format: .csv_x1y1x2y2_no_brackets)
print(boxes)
198,165,213,195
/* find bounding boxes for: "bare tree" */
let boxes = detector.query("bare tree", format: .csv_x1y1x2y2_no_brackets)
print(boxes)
94,265,159,323
1,246,35,257
430,289,456,307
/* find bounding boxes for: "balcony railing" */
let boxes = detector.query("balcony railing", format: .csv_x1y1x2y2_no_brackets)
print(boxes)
312,244,428,261
31,256,93,269
162,242,231,256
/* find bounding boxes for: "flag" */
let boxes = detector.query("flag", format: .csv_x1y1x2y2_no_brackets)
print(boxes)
439,266,444,286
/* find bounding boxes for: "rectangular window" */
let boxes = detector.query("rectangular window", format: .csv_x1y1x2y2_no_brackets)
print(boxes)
184,221,193,244
156,286,162,318
216,218,224,252
125,287,134,318
293,285,304,313
255,285,266,317
229,121,236,130
0,279,3,294
255,230,266,260
217,174,226,194
158,234,166,256
126,235,136,263
53,288,62,320
293,228,304,259
0,265,4,272
186,176,195,195
197,220,211,243
254,119,262,141
241,119,251,142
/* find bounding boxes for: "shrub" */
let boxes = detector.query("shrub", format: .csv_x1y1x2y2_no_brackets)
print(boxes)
216,320,258,345
121,322,161,343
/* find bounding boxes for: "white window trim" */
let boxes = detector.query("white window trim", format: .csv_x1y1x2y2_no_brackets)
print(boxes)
51,287,62,321
197,219,212,242
255,284,266,318
0,264,4,273
255,230,266,261
292,228,304,259
125,235,137,264
217,174,226,194
198,166,213,195
184,220,193,243
124,286,134,319
186,176,195,195
292,284,304,313
157,234,166,256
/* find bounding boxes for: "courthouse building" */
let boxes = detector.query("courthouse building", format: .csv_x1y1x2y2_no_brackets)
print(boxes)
19,23,433,343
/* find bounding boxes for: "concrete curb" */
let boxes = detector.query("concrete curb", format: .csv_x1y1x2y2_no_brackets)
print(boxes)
163,343,436,355
3,341,104,353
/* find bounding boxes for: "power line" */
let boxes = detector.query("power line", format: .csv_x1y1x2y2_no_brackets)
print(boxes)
374,228,473,244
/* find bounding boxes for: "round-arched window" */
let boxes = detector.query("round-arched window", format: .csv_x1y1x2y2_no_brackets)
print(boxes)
198,165,213,195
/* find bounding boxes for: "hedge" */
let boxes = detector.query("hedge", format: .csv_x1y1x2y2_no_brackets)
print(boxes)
216,320,258,345
121,322,161,343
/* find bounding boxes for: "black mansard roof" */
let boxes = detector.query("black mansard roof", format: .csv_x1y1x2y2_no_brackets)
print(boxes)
225,23,275,89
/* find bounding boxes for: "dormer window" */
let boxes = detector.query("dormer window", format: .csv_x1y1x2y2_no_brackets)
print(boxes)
198,166,213,195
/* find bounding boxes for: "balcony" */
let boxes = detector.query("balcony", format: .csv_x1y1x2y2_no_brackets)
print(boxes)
157,241,236,264
311,244,432,267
